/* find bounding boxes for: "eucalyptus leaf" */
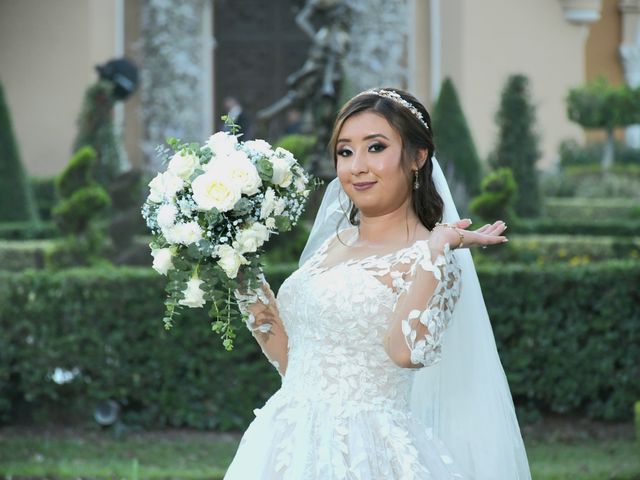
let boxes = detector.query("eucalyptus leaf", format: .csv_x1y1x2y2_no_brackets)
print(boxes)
256,158,274,182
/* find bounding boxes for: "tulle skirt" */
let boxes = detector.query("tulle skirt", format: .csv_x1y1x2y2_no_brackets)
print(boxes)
224,388,467,480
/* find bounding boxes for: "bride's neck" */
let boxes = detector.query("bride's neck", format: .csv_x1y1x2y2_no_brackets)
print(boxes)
354,201,424,247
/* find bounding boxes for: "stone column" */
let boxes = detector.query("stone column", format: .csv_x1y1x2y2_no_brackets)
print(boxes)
343,0,411,94
138,0,209,172
619,0,640,148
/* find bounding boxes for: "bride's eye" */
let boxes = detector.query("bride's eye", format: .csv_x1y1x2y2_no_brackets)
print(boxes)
369,143,387,152
336,148,352,157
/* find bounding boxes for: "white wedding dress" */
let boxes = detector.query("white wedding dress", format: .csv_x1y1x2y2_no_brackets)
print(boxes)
224,226,470,479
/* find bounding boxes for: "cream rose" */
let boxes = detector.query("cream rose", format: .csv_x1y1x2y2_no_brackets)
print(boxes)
216,244,249,279
148,171,184,203
178,276,206,308
191,167,242,212
243,139,273,157
150,247,174,275
226,150,262,196
207,131,238,159
168,152,199,180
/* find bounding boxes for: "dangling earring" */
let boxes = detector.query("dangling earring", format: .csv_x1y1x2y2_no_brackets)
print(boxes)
413,169,420,190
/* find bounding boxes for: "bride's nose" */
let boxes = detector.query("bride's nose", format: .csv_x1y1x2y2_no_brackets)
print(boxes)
350,148,369,175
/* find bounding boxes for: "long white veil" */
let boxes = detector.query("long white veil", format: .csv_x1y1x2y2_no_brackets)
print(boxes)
299,156,532,479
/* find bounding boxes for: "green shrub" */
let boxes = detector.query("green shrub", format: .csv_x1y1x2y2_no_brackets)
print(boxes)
30,176,59,221
483,259,640,422
543,197,639,222
0,260,638,428
510,218,640,236
48,146,111,269
559,138,640,168
474,234,640,265
0,221,58,240
490,74,542,218
274,134,317,168
469,167,518,223
432,78,482,200
0,80,38,223
0,240,50,271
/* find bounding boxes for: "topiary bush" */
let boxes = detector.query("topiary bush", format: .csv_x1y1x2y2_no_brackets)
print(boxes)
47,146,111,269
0,80,39,223
432,77,482,209
469,167,518,223
490,74,542,218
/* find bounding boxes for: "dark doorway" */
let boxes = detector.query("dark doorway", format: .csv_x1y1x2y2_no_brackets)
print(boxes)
213,0,311,142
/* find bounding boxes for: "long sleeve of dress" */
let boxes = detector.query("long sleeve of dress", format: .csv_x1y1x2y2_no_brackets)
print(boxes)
234,272,289,377
385,242,463,368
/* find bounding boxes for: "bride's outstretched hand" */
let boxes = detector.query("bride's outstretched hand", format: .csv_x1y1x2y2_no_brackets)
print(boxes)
432,218,509,250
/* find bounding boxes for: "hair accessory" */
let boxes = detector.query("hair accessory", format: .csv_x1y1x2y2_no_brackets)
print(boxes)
359,88,429,130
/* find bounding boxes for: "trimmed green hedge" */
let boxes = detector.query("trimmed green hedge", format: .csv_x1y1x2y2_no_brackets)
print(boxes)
543,197,639,222
0,261,638,429
510,218,640,236
0,221,58,240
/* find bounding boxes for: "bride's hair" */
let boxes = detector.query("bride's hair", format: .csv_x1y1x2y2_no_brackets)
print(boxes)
328,87,444,234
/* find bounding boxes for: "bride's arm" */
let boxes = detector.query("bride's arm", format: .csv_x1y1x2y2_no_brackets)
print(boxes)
234,274,289,377
383,239,462,369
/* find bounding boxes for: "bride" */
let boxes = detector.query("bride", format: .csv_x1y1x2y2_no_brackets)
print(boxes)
226,87,532,479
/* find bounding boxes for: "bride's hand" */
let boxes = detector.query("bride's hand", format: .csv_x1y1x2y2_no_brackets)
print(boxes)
431,218,509,250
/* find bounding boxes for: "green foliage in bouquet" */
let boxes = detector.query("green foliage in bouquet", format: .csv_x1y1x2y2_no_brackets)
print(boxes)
0,80,39,223
490,74,541,218
47,146,111,268
432,78,482,199
142,118,321,350
469,167,518,224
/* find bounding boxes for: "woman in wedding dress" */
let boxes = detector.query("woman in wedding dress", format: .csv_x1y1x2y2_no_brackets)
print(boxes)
225,88,532,479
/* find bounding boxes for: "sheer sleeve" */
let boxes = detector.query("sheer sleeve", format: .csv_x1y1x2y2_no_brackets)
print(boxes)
234,272,289,377
384,242,463,368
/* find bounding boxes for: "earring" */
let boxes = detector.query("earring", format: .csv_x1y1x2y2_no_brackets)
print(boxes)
413,170,420,190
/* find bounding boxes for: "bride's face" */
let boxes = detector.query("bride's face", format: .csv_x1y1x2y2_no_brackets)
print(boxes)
335,111,412,216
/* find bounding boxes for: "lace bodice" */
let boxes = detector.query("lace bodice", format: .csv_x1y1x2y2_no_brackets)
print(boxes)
237,227,462,408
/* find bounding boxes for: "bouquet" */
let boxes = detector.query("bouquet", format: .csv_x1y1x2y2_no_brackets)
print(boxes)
141,120,319,350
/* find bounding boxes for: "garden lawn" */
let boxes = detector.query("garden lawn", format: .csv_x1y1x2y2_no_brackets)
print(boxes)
0,424,638,479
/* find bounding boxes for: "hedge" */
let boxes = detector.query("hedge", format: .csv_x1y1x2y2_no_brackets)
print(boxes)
543,197,639,222
0,260,638,430
510,218,640,236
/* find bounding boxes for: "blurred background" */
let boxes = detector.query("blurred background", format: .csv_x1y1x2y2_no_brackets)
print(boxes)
0,0,638,478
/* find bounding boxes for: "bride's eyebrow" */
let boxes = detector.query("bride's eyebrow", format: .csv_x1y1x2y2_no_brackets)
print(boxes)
337,133,390,144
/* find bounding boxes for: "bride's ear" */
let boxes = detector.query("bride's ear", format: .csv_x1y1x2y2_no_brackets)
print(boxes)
413,148,429,170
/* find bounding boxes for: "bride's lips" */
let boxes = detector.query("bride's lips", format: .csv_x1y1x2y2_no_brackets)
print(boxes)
353,181,376,191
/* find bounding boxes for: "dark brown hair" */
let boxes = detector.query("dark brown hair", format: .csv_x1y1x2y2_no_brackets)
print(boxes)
328,87,444,236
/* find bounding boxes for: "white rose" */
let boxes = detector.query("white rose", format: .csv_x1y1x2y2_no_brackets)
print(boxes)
207,131,238,159
156,203,178,230
150,247,174,275
273,198,286,216
191,167,242,212
168,152,199,180
250,222,270,245
216,244,249,279
243,139,273,157
178,276,206,308
270,154,294,187
168,221,202,245
260,187,276,219
234,227,260,254
227,150,262,196
148,171,184,203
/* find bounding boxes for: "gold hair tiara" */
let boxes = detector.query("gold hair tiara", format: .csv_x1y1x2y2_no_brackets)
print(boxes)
358,88,429,130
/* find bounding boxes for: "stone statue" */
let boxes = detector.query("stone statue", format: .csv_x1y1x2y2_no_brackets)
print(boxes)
257,0,351,180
